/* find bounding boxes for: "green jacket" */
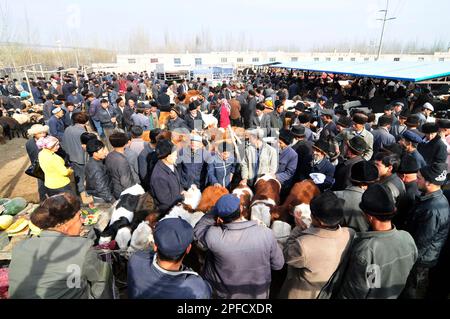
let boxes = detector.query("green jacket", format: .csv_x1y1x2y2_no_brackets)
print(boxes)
335,227,417,299
8,231,113,299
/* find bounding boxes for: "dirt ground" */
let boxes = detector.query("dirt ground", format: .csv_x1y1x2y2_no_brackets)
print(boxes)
0,137,39,203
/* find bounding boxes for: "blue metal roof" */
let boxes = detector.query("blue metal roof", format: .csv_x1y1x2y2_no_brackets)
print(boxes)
271,61,450,82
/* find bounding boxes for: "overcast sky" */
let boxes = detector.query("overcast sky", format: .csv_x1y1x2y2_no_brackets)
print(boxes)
2,0,450,51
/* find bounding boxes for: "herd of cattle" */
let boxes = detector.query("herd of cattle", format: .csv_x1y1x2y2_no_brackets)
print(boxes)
99,176,320,259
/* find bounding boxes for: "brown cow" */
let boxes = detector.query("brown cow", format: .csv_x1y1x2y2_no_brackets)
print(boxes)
270,179,320,226
196,185,229,213
183,90,202,104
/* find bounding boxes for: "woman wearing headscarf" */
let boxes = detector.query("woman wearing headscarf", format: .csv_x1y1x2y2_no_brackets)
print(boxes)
37,135,74,197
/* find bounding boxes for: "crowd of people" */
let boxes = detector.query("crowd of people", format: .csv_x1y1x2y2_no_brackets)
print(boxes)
1,69,450,299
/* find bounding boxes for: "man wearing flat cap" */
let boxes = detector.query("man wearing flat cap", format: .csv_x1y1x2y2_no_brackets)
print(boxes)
319,108,338,140
417,123,447,166
128,217,212,299
335,184,418,299
280,192,355,299
194,194,284,299
399,130,427,169
403,163,450,299
336,113,374,161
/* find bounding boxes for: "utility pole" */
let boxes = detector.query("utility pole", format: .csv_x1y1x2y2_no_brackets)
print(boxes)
376,0,396,61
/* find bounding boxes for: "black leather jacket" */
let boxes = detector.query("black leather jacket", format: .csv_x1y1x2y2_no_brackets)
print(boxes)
85,157,115,203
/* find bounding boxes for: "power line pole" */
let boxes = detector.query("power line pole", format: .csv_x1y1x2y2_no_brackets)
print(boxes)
376,0,396,61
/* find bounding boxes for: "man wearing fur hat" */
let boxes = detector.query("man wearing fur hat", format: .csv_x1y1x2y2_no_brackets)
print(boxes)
335,184,418,299
417,123,447,166
403,163,450,299
335,113,374,161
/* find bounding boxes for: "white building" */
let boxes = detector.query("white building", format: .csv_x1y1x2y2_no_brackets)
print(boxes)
92,50,450,73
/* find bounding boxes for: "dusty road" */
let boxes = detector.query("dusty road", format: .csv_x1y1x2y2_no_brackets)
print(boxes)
0,137,39,203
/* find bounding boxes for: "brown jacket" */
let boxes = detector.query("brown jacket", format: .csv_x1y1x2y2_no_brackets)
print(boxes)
279,225,355,299
229,98,241,120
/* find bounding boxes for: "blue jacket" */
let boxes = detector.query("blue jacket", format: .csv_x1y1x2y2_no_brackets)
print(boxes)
128,251,211,299
67,93,83,107
131,113,150,131
372,127,396,155
276,146,298,187
311,158,335,191
48,115,65,141
207,153,237,188
31,87,43,103
194,214,284,299
178,148,212,190
410,149,427,169
406,190,450,267
88,99,101,121
150,160,184,213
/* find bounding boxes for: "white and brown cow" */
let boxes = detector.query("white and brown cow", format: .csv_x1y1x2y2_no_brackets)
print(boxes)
232,184,254,220
164,185,229,228
270,179,321,228
249,175,282,228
